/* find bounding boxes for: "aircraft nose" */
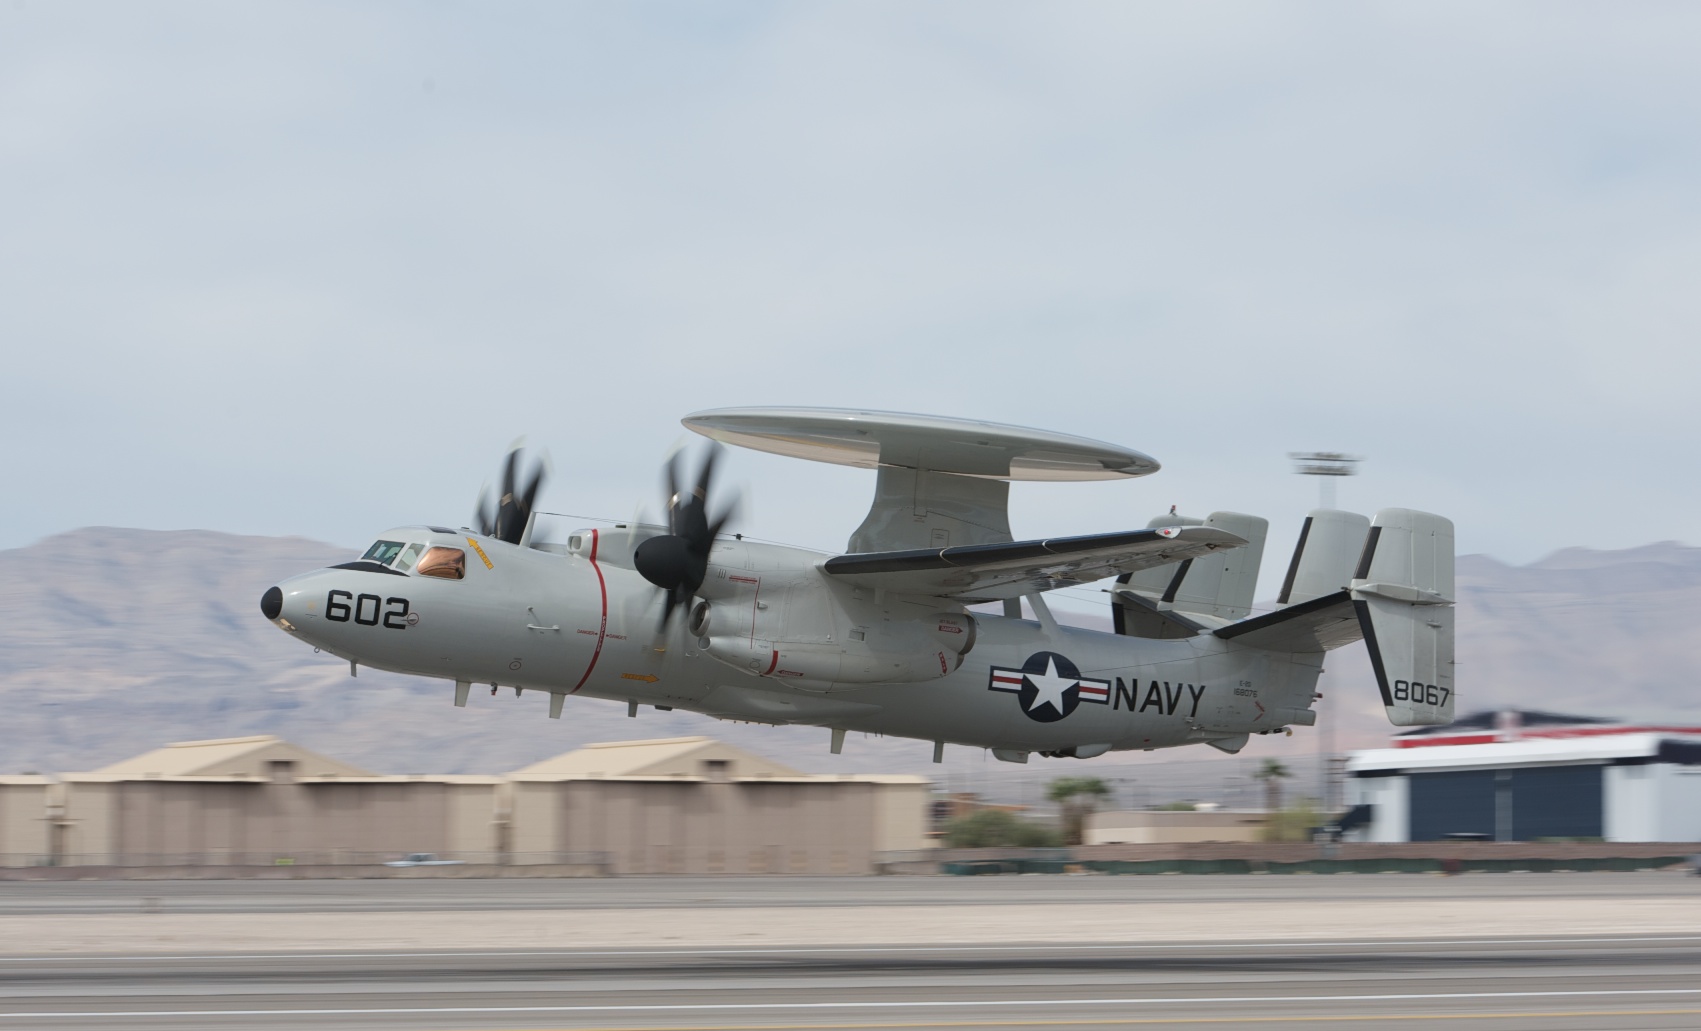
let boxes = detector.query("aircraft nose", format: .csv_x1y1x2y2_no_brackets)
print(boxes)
261,586,283,621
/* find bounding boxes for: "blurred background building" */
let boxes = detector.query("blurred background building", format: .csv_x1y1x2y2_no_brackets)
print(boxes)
1346,710,1701,843
53,736,502,867
1083,808,1265,845
9,713,1700,873
9,734,930,873
505,737,930,874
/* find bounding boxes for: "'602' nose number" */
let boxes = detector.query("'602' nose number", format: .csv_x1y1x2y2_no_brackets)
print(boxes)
326,590,410,629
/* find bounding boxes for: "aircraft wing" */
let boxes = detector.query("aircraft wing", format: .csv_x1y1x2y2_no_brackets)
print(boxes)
819,526,1245,602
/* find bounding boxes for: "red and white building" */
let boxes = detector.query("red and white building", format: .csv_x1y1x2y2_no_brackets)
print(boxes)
1345,711,1701,843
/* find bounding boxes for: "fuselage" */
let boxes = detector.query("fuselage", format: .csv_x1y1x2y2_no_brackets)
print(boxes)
263,525,1321,759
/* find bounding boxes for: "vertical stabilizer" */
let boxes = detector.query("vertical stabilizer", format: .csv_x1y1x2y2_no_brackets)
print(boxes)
1169,512,1268,619
1113,511,1267,635
1277,510,1371,605
1351,508,1456,727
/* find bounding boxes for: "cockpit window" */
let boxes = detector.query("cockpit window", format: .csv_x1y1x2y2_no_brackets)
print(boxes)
363,540,406,566
393,542,425,572
416,547,466,580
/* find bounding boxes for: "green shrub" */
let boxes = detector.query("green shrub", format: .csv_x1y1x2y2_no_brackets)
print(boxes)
942,808,1063,848
1260,799,1322,843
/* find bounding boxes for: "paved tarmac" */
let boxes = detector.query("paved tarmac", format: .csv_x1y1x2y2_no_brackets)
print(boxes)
1,874,1698,1030
6,934,1701,1030
0,871,1691,914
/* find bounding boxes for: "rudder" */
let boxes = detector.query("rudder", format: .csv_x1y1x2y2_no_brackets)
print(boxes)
1351,508,1455,727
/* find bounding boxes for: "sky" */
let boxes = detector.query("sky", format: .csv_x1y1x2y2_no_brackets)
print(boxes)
5,1,1700,611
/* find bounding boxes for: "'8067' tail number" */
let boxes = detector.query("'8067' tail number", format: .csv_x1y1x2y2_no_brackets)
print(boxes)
1393,680,1449,707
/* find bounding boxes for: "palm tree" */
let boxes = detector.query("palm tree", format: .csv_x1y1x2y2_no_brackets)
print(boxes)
1253,759,1291,813
1047,776,1111,846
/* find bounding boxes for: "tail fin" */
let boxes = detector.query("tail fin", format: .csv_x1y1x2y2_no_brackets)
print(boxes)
1214,507,1456,728
1113,511,1268,637
1352,508,1455,727
1211,509,1371,652
1277,509,1370,605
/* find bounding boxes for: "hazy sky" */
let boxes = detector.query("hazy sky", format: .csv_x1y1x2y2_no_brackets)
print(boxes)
5,2,1699,609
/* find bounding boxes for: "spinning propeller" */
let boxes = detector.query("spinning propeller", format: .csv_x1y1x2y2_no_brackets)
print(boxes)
634,443,739,632
475,446,548,545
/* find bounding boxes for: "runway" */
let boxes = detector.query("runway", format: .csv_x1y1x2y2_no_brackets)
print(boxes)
2,875,1698,1030
7,935,1701,1030
0,870,1690,914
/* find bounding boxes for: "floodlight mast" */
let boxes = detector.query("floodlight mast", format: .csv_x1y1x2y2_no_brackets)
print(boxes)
1288,451,1361,824
1289,451,1361,510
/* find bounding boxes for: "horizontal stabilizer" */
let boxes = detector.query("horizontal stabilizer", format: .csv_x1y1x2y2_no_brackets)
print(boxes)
822,526,1245,602
1110,587,1210,639
1214,589,1363,652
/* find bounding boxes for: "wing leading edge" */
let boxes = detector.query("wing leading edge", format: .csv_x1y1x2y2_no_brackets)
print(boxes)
820,526,1245,602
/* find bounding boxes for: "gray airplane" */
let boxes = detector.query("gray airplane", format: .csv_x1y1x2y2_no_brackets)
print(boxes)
260,408,1455,762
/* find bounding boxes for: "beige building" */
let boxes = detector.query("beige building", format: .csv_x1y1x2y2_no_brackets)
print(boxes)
507,736,932,874
57,736,501,866
1085,808,1266,845
0,777,53,863
21,734,932,874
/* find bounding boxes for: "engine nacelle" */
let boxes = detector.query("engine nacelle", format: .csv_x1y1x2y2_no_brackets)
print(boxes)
702,612,975,685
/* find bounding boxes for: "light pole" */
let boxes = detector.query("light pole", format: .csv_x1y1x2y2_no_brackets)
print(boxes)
1289,452,1362,817
1288,452,1361,511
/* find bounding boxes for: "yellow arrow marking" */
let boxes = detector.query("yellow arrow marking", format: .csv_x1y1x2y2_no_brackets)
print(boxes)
621,673,660,683
466,537,493,569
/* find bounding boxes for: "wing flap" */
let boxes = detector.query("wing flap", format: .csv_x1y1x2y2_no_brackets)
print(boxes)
821,526,1245,601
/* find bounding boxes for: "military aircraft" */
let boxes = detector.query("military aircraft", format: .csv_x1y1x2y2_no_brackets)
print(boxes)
260,408,1455,763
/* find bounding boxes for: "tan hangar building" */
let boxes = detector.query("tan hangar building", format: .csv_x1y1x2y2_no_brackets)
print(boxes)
23,734,931,874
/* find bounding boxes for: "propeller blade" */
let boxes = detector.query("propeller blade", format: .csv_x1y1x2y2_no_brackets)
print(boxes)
706,497,739,544
694,443,718,500
656,585,684,634
622,501,647,557
472,445,548,545
474,484,493,537
663,450,683,536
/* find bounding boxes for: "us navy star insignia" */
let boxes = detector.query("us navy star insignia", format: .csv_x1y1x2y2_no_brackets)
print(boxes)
987,651,1111,723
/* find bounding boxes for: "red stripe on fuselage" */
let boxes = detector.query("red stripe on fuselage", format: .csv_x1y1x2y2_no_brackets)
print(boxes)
570,528,608,695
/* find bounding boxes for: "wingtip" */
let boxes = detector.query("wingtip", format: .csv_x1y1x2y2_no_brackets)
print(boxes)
1178,526,1248,548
